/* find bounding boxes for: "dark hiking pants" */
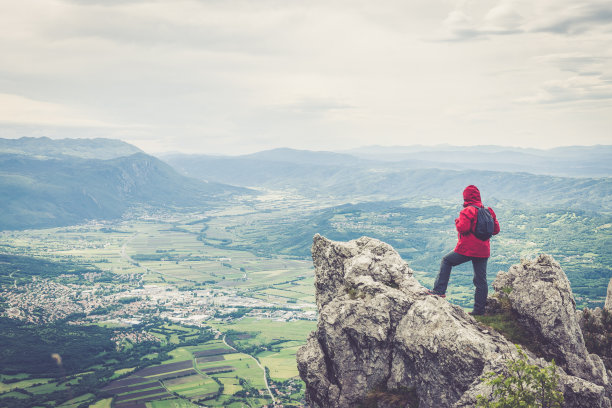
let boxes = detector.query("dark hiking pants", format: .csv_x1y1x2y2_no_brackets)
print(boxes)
432,251,488,314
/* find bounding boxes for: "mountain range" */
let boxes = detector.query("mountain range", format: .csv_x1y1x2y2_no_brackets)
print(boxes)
0,138,247,230
2,138,611,231
341,144,612,177
162,147,612,212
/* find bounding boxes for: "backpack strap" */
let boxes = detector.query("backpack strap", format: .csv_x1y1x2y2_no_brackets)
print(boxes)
469,205,480,233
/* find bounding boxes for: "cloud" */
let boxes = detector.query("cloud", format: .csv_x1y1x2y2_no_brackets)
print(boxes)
440,0,526,41
535,53,608,75
519,52,612,104
43,0,312,56
530,2,612,35
0,0,610,152
482,3,524,34
0,93,115,127
65,0,151,4
442,10,482,41
440,0,612,41
280,98,353,115
519,75,612,104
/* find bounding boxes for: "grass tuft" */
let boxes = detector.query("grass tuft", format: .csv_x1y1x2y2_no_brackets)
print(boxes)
474,291,544,357
474,312,543,357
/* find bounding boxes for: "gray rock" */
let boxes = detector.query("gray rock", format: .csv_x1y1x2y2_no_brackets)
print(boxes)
297,235,611,408
577,304,612,373
492,254,609,389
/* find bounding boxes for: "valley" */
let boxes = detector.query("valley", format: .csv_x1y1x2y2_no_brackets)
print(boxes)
0,198,319,408
1,139,611,407
1,190,610,407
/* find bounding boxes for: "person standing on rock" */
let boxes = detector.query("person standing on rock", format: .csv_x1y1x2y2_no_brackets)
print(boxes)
427,185,500,315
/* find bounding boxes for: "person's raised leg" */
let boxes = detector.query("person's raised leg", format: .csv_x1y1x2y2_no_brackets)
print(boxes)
471,257,489,314
431,251,470,296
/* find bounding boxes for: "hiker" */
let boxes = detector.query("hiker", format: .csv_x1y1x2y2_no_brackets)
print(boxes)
427,185,500,315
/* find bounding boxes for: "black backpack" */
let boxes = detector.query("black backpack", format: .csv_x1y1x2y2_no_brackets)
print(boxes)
471,205,494,241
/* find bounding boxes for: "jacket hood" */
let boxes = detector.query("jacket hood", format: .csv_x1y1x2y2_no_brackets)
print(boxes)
463,185,482,207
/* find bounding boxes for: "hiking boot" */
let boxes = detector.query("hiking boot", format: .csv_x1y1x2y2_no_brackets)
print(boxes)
426,289,446,298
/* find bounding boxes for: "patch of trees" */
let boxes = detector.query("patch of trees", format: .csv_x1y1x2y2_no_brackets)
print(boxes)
225,330,288,355
0,254,101,285
0,317,116,376
0,317,216,408
208,376,224,400
272,276,306,286
99,228,130,234
131,254,167,261
89,304,121,315
117,296,140,304
233,376,260,398
216,307,253,319
92,272,115,283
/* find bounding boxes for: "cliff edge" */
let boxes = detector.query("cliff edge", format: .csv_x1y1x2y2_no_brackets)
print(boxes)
297,235,612,408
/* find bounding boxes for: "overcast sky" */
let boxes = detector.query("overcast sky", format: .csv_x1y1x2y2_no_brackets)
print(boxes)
0,0,611,155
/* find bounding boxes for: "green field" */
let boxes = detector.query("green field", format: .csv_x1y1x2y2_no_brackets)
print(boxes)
148,400,200,408
212,318,316,345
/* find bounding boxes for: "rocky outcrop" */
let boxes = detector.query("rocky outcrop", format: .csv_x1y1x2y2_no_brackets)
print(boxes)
491,255,608,388
577,277,612,374
297,235,611,408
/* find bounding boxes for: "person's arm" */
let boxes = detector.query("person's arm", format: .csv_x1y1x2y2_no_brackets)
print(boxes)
455,208,473,235
489,207,500,235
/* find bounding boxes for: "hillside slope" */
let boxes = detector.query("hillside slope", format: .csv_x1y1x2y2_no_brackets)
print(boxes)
162,150,612,211
0,152,247,230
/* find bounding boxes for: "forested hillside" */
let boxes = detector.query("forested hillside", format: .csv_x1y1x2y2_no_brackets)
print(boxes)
0,146,249,230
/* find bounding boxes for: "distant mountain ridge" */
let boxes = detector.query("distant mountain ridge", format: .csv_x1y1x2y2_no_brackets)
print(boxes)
3,138,611,229
0,137,143,159
340,144,612,177
243,148,370,166
162,148,612,212
0,138,248,230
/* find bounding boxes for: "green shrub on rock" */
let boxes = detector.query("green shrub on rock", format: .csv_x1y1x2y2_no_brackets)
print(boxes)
476,345,563,408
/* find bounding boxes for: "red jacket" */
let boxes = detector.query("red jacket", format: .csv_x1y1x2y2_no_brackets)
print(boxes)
454,185,500,258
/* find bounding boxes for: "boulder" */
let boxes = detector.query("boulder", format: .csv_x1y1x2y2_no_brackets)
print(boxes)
492,255,608,388
576,278,612,374
297,235,611,408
